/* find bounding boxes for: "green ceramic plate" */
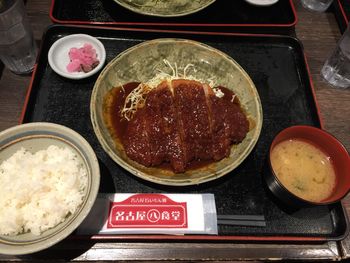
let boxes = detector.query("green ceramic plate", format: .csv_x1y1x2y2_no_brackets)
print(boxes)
113,0,216,17
91,38,263,186
0,122,100,255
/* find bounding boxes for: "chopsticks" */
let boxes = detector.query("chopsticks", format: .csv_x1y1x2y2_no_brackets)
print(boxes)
217,214,266,227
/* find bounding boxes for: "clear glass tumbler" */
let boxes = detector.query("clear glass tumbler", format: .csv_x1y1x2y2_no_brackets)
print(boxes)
321,24,350,89
0,0,37,74
301,0,334,12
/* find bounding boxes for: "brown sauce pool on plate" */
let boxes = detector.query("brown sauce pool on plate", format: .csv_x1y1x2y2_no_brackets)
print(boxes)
103,82,137,142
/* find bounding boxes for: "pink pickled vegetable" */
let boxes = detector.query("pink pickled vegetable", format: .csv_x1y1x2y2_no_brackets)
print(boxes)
66,59,81,72
66,43,100,73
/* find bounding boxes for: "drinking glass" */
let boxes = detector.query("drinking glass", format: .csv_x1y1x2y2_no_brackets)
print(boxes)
0,0,37,74
321,24,350,89
301,0,334,12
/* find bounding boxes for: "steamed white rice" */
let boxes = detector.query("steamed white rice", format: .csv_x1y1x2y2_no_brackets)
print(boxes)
0,145,88,236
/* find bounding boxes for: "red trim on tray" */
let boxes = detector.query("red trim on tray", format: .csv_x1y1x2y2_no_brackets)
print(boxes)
18,63,38,125
49,0,57,24
70,234,326,242
337,0,349,24
46,24,289,38
289,0,298,27
302,53,325,129
49,0,297,28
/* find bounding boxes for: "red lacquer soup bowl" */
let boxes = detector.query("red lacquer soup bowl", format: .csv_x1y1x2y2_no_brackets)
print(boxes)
265,125,350,206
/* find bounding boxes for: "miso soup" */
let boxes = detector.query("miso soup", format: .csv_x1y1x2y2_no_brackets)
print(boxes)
270,139,336,202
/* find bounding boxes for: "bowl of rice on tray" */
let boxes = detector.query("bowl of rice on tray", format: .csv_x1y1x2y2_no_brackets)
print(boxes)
0,122,100,255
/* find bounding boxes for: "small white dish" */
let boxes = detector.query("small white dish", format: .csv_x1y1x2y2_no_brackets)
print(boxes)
48,34,106,80
244,0,279,6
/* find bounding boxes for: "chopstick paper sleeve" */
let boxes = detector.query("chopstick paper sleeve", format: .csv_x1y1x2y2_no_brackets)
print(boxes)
76,193,218,235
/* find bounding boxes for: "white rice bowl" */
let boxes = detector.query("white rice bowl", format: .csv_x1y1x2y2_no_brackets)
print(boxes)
0,122,100,255
0,145,88,236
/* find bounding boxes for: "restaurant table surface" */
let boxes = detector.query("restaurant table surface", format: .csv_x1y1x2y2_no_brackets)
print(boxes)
0,0,349,261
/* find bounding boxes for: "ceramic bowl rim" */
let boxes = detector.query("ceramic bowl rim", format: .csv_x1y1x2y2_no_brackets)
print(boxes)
244,0,279,7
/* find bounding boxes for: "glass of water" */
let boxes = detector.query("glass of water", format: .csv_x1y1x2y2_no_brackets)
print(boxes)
301,0,334,12
0,0,37,75
321,24,350,89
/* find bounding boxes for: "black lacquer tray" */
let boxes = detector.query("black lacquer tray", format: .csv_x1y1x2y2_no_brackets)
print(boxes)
333,0,349,33
50,0,297,34
21,24,348,242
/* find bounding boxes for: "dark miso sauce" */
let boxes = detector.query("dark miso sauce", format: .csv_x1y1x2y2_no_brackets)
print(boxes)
103,82,241,172
103,82,139,144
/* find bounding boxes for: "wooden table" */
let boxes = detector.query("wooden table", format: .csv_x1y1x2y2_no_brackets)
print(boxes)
0,0,349,261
